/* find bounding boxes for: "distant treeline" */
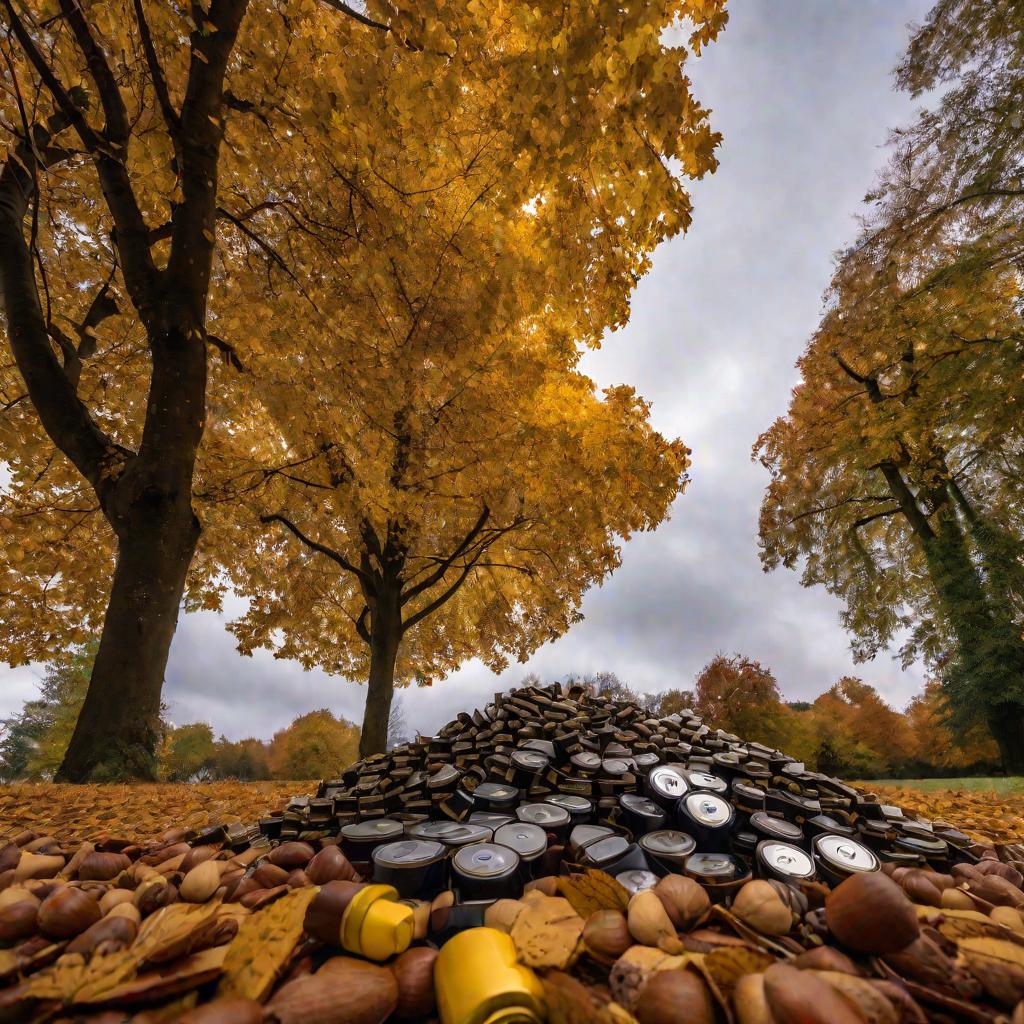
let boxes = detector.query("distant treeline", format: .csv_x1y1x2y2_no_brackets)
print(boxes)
0,648,998,783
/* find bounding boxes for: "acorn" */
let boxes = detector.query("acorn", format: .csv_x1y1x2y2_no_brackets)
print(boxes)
253,862,290,889
37,885,102,939
733,973,773,1024
653,875,710,931
264,959,397,1024
59,842,95,880
13,853,65,882
106,902,142,925
992,906,1024,934
100,888,135,915
0,899,38,943
825,871,919,954
134,878,177,916
898,869,942,908
976,860,1024,889
179,999,265,1024
628,890,682,951
179,846,219,874
180,861,222,903
941,887,976,911
78,851,132,882
583,909,633,964
763,962,864,1024
967,874,1024,909
0,845,21,873
287,869,311,889
792,945,860,975
732,879,793,935
141,842,190,866
66,914,138,958
1013,1000,1024,1024
240,884,290,911
524,876,560,897
0,885,37,910
306,845,359,885
635,968,715,1024
24,836,62,856
267,842,316,871
390,946,437,1020
227,876,262,903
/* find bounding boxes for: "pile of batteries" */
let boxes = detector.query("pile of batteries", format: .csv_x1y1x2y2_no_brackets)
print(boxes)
259,681,981,913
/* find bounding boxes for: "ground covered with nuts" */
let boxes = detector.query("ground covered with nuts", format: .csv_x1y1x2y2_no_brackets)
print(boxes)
0,682,1022,1024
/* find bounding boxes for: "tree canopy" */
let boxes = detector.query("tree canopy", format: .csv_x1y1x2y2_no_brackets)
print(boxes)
1,0,728,777
755,0,1024,770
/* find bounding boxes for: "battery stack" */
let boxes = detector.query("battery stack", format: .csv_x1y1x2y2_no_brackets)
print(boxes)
258,681,980,908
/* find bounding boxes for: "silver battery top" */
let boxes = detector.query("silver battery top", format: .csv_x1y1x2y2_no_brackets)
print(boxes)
616,869,659,894
815,834,879,873
372,839,445,868
686,771,728,795
684,791,733,826
494,822,547,860
648,764,689,799
406,821,493,846
341,819,404,842
639,829,696,857
453,842,520,878
517,803,570,828
759,841,814,879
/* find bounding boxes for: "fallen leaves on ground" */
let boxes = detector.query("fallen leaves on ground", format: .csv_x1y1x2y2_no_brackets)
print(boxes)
0,782,316,845
862,785,1024,845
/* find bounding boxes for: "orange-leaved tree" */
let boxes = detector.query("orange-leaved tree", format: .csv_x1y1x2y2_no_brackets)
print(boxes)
194,0,728,756
1,0,728,777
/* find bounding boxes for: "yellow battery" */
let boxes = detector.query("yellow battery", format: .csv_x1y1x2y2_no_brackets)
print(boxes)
341,884,415,961
435,927,545,1024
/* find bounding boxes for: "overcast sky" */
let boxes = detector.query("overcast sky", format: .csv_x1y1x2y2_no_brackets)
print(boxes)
1,0,938,741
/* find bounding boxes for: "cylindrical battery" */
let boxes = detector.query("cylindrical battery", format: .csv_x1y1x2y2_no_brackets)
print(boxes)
372,839,447,898
677,791,735,852
451,843,522,901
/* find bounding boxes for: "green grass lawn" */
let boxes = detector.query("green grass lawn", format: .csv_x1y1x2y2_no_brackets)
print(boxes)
860,777,1024,794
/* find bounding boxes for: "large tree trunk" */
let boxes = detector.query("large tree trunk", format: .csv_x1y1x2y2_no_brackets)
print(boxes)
881,465,1024,772
987,705,1024,776
360,594,401,759
56,493,200,782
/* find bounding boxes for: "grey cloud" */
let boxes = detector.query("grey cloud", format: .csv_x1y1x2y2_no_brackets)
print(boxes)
0,0,934,741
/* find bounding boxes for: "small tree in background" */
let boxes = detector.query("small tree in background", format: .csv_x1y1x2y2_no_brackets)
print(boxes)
692,654,791,749
160,723,217,782
0,643,98,779
213,737,273,781
269,710,360,780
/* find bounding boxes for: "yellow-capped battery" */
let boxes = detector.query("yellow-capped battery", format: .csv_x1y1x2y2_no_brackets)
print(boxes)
435,927,545,1024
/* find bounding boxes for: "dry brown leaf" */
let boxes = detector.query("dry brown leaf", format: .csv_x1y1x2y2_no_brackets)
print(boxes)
958,936,1024,1007
218,884,319,1001
700,945,776,1001
510,894,585,970
810,970,900,1024
22,948,140,1004
543,970,639,1024
134,899,225,966
557,870,631,919
82,946,227,1004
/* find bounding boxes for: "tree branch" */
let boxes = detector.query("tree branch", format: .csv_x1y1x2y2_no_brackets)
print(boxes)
261,513,371,585
132,0,183,165
400,505,490,604
0,104,125,494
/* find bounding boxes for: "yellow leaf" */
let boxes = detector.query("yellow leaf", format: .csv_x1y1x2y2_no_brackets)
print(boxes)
218,885,319,1001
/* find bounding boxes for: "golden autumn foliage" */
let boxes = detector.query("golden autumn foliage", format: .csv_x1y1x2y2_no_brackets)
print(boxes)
1,0,728,776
